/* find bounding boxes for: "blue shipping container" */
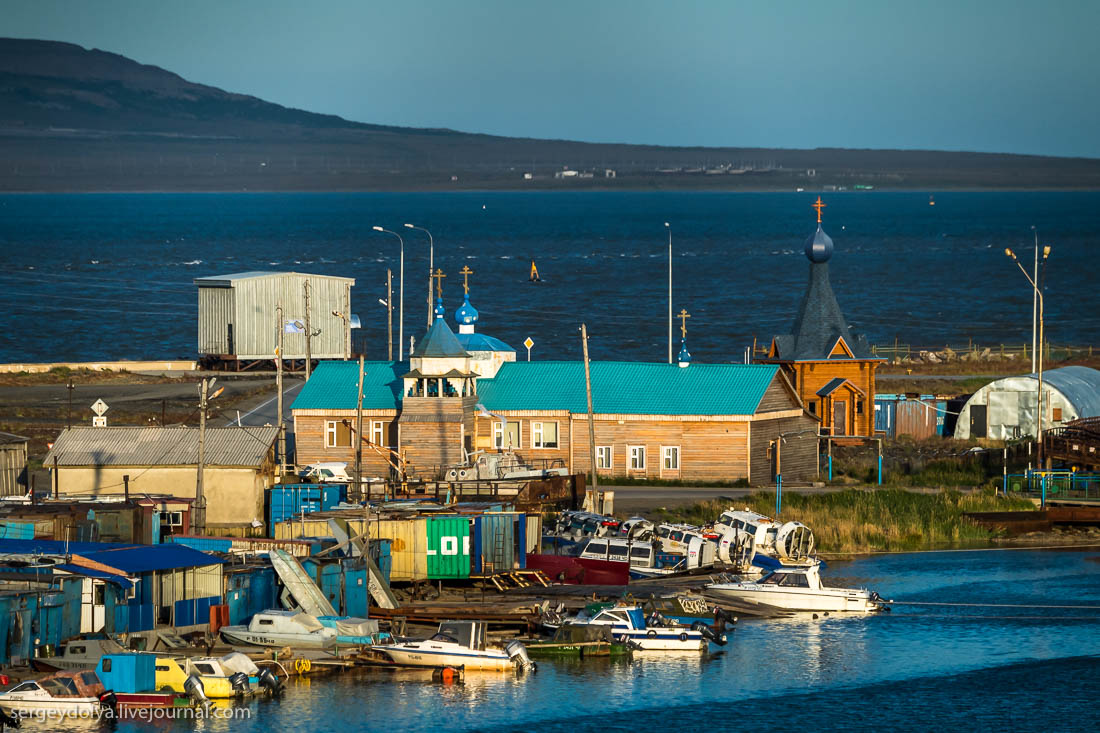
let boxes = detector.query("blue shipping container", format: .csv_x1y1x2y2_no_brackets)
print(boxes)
268,484,346,526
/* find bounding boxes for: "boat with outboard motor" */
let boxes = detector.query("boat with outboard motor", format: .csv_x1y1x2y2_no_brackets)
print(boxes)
705,560,885,613
551,603,726,651
29,636,129,672
518,623,633,659
220,609,338,649
0,669,111,718
374,620,535,672
154,652,281,699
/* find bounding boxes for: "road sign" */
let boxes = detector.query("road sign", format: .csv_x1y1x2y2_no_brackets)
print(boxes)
92,416,107,427
91,399,109,416
523,337,534,361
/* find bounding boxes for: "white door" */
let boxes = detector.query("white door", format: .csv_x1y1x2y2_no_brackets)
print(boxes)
80,579,106,633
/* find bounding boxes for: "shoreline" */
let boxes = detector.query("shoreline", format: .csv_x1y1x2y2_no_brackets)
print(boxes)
3,186,1100,195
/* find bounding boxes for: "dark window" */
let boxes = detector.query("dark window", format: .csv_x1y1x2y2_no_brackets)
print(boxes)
101,659,112,673
631,546,651,559
259,619,273,626
808,400,817,415
69,646,85,655
857,400,864,415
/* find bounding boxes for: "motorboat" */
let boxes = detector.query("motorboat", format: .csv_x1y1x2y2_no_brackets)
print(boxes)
317,615,382,645
705,562,885,613
95,653,201,712
374,620,535,672
519,623,633,659
220,609,338,649
30,636,129,672
155,652,281,698
561,604,725,651
0,670,110,718
578,537,714,579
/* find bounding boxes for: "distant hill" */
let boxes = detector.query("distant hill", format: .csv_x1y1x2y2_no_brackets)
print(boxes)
2,37,1099,192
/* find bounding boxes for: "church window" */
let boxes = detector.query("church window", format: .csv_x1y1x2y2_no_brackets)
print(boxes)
325,420,351,448
596,446,612,470
493,421,521,449
629,445,646,470
532,421,559,449
662,446,680,471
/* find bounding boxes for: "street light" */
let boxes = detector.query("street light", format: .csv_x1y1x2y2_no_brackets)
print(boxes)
404,223,434,329
665,222,672,364
1029,226,1040,373
1006,245,1052,467
373,226,405,360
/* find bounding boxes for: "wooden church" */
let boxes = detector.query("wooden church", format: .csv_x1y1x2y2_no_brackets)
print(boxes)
760,198,881,438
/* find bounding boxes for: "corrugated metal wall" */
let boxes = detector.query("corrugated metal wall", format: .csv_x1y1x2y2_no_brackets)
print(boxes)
0,442,27,496
427,516,470,579
230,274,351,359
472,514,513,574
197,286,235,355
372,518,427,582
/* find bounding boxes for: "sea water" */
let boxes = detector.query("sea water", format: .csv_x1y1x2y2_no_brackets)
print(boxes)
1,191,1098,364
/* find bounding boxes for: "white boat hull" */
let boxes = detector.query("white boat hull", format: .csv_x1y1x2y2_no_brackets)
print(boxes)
0,698,102,717
220,627,337,649
376,645,514,671
613,629,706,651
708,586,881,613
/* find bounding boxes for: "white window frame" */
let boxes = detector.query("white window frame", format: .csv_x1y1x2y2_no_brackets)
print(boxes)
325,420,351,448
493,420,521,449
370,420,386,447
628,445,646,471
661,445,680,473
532,421,559,449
595,445,612,470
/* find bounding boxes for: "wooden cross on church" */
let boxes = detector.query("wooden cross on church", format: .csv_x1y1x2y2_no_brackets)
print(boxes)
677,308,690,338
459,265,474,294
432,268,446,298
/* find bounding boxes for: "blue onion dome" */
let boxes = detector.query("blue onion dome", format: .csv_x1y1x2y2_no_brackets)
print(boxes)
455,294,479,326
434,296,446,320
677,338,692,365
805,224,834,263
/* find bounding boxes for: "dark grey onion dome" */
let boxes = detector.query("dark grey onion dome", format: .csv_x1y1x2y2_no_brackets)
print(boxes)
805,224,834,263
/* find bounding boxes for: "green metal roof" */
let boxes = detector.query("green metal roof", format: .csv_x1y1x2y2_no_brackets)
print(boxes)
478,361,780,415
291,360,405,411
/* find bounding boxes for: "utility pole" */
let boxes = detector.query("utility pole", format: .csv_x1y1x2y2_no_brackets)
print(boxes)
1031,226,1039,374
581,324,598,496
276,301,286,475
386,269,394,361
355,355,365,500
304,279,312,379
665,222,672,364
193,377,215,534
66,379,75,429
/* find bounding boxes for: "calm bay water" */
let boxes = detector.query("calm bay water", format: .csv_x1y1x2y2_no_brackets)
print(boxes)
0,191,1098,364
37,548,1099,733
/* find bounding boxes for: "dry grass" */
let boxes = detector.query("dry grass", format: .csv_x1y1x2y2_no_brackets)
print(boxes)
650,488,1035,553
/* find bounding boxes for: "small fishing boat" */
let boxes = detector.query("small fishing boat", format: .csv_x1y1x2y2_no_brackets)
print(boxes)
155,652,281,698
0,670,109,718
95,654,200,712
220,609,338,649
375,620,535,672
520,623,633,659
558,604,726,652
30,636,129,672
705,562,885,613
641,595,737,629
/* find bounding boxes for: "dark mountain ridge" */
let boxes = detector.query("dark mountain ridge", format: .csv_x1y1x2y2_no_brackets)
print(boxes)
2,37,1098,192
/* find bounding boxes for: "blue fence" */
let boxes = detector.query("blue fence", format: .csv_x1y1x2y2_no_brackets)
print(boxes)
1004,470,1100,506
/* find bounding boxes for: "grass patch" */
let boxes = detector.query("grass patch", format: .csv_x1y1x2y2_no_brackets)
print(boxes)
648,488,1035,553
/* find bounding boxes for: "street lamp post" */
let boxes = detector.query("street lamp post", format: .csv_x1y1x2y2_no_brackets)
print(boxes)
1030,226,1039,373
374,226,405,360
1006,245,1051,467
664,222,672,364
404,224,434,329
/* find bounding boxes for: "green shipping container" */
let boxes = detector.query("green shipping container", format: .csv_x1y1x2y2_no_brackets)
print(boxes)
426,516,471,579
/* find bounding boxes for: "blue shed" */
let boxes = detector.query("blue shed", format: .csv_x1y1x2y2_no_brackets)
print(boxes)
96,653,157,693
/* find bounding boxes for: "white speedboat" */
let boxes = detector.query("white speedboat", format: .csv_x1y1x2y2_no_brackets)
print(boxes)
0,670,107,717
220,610,338,649
375,620,534,672
706,563,884,613
564,604,725,651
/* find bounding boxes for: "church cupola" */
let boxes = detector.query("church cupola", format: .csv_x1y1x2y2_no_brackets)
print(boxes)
676,308,692,368
455,266,479,335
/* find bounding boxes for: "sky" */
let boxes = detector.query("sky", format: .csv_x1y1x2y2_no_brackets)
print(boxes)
4,0,1099,158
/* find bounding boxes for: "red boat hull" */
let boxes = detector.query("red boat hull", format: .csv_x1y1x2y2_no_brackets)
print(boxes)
526,553,629,585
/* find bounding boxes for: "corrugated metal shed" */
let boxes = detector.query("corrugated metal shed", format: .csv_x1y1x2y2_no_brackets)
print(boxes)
0,538,223,572
292,360,407,411
480,362,780,415
44,426,277,468
954,366,1100,440
195,271,355,360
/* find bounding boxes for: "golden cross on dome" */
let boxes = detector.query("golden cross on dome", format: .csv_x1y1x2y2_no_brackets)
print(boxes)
432,268,446,299
677,308,690,339
459,265,474,294
812,196,826,224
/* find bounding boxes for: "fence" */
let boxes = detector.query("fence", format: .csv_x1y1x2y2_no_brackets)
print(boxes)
868,341,1096,362
1004,470,1100,506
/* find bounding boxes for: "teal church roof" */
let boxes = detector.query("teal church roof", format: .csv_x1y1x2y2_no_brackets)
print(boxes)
412,318,469,358
478,362,781,415
291,360,406,411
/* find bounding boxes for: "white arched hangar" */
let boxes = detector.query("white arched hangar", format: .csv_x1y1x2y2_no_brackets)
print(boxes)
954,366,1100,441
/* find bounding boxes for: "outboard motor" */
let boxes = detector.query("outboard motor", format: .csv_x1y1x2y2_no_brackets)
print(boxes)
98,691,118,718
257,667,284,695
646,611,666,628
691,620,727,646
505,640,536,673
228,671,250,696
711,607,737,634
183,674,210,709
